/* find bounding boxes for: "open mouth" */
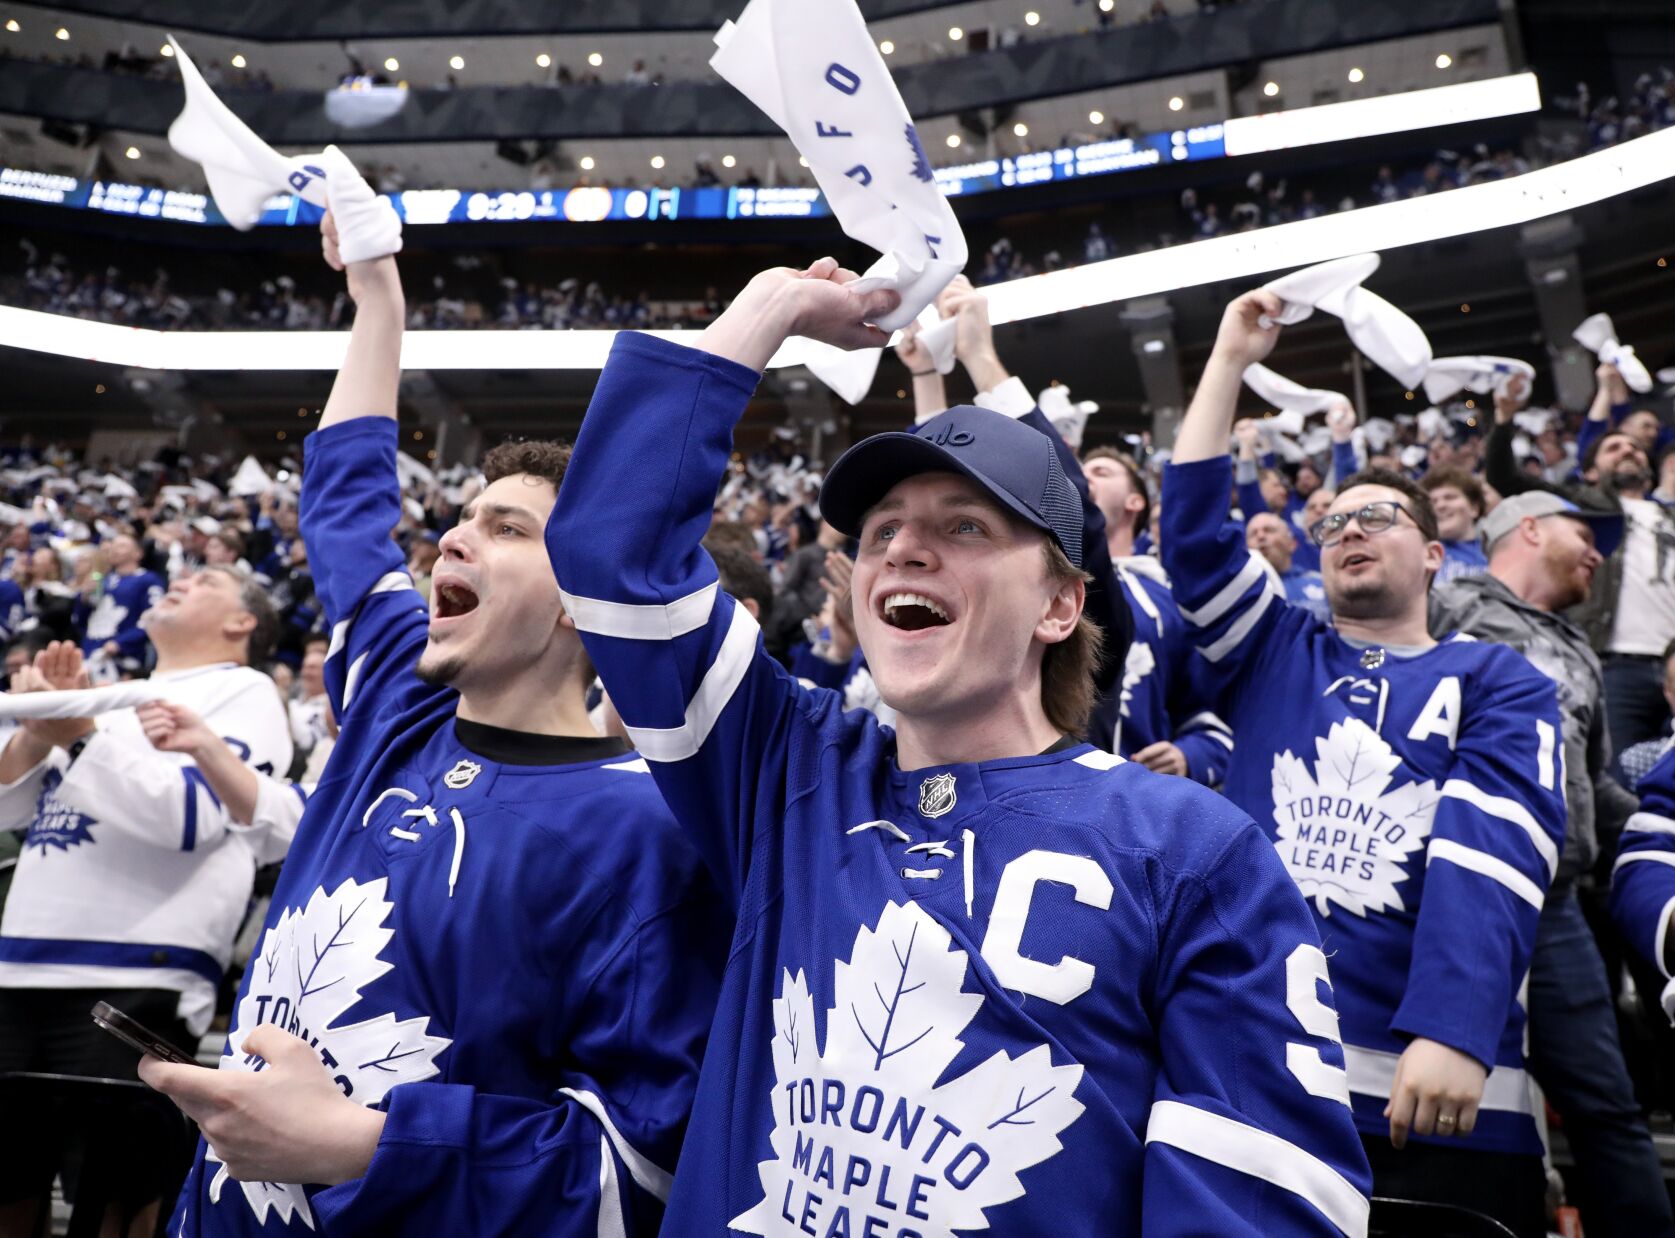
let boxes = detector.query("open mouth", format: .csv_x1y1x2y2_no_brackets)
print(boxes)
1339,552,1375,570
881,591,952,631
434,582,480,619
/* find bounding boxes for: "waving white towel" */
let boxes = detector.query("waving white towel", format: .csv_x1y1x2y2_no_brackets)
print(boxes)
166,36,329,230
711,0,966,331
1259,253,1432,390
1243,363,1349,416
318,146,403,263
1037,385,1099,451
1573,312,1654,394
1422,355,1536,404
0,683,166,721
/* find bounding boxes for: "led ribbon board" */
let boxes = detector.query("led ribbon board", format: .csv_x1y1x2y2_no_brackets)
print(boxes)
2,121,1669,372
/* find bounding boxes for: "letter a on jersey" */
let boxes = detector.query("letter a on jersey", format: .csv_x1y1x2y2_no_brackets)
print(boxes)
732,901,1084,1236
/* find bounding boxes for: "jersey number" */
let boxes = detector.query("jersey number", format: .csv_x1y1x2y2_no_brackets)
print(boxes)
1285,943,1352,1107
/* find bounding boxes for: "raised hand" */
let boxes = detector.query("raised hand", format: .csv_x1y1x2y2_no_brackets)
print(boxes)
1209,289,1286,370
1326,400,1358,443
895,322,934,374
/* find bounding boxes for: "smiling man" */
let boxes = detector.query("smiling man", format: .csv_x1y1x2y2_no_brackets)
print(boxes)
549,258,1370,1236
0,565,290,1236
1162,286,1566,1238
138,154,724,1237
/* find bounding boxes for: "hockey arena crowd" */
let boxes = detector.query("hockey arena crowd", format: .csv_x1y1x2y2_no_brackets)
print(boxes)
7,10,1675,1238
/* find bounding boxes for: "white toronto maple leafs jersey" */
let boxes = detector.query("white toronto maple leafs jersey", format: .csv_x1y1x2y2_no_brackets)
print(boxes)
0,661,292,1034
168,418,727,1238
1161,456,1566,1156
1611,739,1675,1022
548,334,1373,1237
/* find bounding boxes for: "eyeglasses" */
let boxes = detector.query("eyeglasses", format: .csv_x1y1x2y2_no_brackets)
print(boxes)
1309,500,1414,548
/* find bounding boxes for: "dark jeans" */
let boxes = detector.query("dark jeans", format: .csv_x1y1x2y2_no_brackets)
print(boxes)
1604,653,1671,777
1527,890,1675,1236
1361,1135,1546,1238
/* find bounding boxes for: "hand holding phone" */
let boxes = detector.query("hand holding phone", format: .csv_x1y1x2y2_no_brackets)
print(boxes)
91,1000,196,1065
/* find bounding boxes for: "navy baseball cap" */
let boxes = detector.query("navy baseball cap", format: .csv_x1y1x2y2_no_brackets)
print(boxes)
818,405,1085,567
1478,491,1624,558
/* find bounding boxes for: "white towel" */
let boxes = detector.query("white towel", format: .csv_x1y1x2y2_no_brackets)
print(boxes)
1422,355,1536,403
803,341,883,405
917,308,959,376
711,0,966,330
1259,253,1432,390
0,683,166,721
1243,363,1349,415
166,36,329,230
229,456,271,497
317,146,403,264
1037,386,1099,451
1573,312,1654,394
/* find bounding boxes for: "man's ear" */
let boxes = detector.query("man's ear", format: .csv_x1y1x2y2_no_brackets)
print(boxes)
1036,576,1084,647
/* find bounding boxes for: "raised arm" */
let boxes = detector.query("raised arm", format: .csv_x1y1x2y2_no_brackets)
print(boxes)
1172,289,1284,465
317,149,404,432
548,260,897,898
299,154,432,727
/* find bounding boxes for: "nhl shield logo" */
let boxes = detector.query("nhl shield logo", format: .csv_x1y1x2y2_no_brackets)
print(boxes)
918,772,957,819
443,760,482,790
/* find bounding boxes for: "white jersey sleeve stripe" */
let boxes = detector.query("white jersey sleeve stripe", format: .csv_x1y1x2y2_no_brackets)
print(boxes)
1426,839,1545,909
558,1087,675,1202
622,603,759,765
1656,894,1675,980
1177,551,1267,627
561,582,719,641
1625,811,1675,838
595,1131,628,1238
1197,584,1277,664
1144,1099,1369,1237
1616,850,1675,874
1073,749,1125,770
1439,777,1559,878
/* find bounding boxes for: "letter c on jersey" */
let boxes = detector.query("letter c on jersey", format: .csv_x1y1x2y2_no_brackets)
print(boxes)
979,850,1114,1005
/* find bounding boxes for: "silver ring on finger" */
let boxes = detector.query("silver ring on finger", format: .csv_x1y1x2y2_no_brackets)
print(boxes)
1436,1113,1456,1132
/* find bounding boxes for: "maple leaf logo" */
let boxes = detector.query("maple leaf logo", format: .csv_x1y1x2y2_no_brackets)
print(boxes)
208,876,451,1229
733,901,1084,1237
1117,639,1156,720
1271,718,1440,918
25,768,96,853
904,123,934,184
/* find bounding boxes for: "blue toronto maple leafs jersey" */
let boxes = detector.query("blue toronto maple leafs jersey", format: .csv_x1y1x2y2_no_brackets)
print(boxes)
1161,456,1566,1157
1611,739,1675,1023
79,567,166,664
168,418,726,1237
549,333,1372,1238
1087,559,1232,785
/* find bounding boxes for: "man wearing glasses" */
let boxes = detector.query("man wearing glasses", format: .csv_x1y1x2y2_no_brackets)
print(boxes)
1160,286,1565,1238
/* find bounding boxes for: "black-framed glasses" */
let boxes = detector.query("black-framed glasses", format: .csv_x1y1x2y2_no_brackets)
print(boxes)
1309,501,1413,548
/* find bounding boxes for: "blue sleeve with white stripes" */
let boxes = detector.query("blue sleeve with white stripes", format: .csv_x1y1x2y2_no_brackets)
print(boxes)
309,905,704,1236
1144,817,1372,1237
1159,457,1307,710
1393,652,1564,1067
1612,744,1675,1020
548,333,812,902
300,418,432,726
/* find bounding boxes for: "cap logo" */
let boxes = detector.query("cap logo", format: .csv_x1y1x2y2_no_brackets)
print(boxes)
920,425,975,448
918,772,957,819
443,759,482,789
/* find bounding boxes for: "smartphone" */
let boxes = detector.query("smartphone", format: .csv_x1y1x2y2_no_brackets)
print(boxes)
90,1000,196,1065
